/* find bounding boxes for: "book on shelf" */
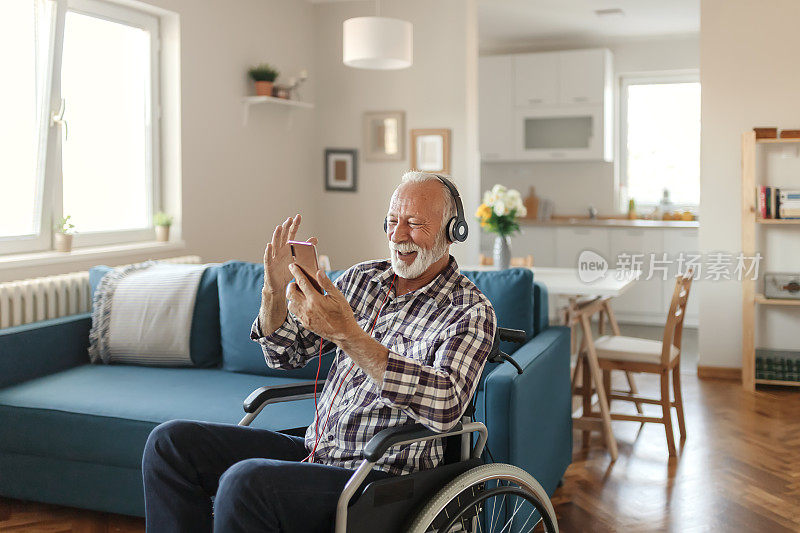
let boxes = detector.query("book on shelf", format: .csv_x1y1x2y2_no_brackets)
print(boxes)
755,349,800,382
755,187,800,219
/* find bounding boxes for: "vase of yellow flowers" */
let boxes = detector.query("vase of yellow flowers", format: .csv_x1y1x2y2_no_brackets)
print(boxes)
475,185,526,269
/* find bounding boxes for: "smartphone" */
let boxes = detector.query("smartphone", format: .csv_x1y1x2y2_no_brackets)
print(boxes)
287,240,324,294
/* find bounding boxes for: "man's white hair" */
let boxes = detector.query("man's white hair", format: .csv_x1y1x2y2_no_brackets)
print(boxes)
399,171,457,239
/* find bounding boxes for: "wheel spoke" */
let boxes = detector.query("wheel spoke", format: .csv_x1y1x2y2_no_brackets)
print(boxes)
489,485,498,531
515,507,538,533
497,495,525,533
490,493,506,531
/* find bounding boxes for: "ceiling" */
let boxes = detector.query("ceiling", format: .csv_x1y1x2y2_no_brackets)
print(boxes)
479,0,699,51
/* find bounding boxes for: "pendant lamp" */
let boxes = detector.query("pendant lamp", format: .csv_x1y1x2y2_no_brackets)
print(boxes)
343,2,412,70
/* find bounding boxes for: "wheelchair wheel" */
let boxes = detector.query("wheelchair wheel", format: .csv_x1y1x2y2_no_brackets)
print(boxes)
407,463,558,533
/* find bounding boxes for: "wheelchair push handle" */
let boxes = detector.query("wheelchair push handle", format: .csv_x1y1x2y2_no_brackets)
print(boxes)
497,327,526,344
488,327,526,375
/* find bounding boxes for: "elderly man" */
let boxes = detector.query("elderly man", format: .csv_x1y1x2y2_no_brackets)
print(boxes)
142,172,496,533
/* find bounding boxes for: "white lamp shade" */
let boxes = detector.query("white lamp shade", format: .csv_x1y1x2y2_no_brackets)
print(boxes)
343,16,413,70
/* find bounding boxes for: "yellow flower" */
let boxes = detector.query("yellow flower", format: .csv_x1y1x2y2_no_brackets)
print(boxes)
475,204,492,220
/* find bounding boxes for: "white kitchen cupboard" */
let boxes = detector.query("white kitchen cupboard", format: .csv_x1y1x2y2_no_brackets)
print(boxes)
662,228,700,321
494,225,699,326
478,56,515,160
554,227,610,268
517,226,557,267
608,228,665,319
479,48,613,162
558,49,610,105
514,106,605,161
513,52,559,107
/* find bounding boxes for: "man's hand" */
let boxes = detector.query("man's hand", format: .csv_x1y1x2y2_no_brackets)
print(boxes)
287,264,390,382
258,214,317,336
263,214,317,296
286,264,359,343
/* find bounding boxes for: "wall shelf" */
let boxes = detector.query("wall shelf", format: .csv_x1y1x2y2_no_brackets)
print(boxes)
241,96,314,126
756,137,800,143
756,218,800,224
755,293,800,306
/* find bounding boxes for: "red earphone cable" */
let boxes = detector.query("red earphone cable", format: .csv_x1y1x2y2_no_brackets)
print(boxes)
303,274,396,463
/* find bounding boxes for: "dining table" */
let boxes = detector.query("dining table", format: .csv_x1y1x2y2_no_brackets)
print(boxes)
463,264,640,461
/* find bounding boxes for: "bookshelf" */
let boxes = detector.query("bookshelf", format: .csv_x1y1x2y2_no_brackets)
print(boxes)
741,131,800,390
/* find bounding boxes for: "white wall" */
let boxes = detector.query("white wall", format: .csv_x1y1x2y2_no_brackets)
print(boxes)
699,0,800,368
311,0,479,270
1,0,318,282
478,35,699,252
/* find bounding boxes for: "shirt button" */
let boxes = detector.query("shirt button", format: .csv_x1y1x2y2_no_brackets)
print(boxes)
326,434,334,442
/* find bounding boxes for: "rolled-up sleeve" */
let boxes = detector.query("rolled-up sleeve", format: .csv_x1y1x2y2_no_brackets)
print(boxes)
250,314,335,369
379,304,496,432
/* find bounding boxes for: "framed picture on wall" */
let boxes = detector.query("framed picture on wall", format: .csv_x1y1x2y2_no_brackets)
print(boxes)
363,111,405,161
410,128,451,175
324,148,358,192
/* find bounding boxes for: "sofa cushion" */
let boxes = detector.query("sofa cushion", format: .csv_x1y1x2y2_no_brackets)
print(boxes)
461,268,535,390
0,365,316,469
217,261,343,378
461,268,534,351
89,265,221,368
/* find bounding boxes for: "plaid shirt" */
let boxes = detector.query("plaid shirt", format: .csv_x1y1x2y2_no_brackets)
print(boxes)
250,256,496,475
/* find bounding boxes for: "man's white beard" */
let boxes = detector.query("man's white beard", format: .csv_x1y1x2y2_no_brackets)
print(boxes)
389,234,449,280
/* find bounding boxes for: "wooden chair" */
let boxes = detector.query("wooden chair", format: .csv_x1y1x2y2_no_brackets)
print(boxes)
478,254,534,267
587,271,693,456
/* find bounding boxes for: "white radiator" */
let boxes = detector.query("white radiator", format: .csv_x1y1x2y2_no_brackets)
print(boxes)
0,255,202,329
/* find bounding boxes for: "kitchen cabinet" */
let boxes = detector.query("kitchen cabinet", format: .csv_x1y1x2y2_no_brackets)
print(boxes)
514,105,604,161
478,56,515,160
662,228,700,322
517,226,557,267
483,224,699,326
479,48,613,162
558,49,610,105
555,227,610,268
608,228,665,318
513,52,559,107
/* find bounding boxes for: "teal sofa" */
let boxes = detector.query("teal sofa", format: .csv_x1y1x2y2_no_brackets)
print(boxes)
0,262,571,517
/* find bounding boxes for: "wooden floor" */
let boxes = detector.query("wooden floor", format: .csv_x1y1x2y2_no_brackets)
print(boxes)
553,372,800,532
1,373,798,532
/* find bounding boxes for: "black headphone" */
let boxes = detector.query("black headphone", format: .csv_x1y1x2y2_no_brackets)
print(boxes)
383,175,469,243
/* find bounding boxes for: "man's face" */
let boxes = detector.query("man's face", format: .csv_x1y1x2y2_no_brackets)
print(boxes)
386,181,450,279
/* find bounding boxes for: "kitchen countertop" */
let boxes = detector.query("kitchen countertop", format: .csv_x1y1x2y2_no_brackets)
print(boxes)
519,217,699,229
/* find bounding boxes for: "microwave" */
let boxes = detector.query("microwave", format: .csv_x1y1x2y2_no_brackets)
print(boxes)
513,105,612,161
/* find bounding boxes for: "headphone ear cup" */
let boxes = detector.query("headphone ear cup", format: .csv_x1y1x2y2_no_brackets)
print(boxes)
445,217,457,242
455,220,469,242
383,217,388,234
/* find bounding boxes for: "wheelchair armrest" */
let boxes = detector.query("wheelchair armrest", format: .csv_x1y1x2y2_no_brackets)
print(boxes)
362,422,463,463
242,381,318,413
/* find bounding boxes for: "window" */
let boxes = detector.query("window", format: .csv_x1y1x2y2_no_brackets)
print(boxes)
0,0,160,254
620,74,700,209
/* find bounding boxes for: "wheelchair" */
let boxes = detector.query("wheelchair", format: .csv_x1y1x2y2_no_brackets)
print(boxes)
237,327,559,533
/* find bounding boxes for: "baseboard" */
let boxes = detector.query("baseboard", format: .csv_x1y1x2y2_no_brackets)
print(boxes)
697,365,741,381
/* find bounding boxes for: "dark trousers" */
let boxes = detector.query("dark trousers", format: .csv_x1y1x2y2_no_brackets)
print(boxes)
141,420,392,533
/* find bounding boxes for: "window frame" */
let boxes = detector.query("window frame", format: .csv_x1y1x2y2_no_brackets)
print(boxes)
0,0,162,255
618,71,700,211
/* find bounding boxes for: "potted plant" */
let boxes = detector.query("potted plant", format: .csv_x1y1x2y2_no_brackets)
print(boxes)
54,215,76,252
475,185,527,269
154,212,173,242
248,63,279,97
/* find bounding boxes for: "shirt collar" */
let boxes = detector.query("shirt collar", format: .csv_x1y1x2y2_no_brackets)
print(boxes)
372,255,460,306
